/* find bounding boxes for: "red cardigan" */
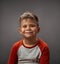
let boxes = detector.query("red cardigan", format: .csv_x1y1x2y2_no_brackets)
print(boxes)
8,38,50,64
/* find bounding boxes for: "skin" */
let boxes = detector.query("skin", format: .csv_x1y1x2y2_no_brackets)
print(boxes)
19,18,40,47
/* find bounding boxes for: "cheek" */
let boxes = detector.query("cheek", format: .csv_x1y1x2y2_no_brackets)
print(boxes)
33,28,40,33
32,28,38,32
20,27,24,31
21,29,24,32
19,28,24,34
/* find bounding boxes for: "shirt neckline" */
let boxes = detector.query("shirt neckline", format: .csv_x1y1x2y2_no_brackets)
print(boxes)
22,40,39,49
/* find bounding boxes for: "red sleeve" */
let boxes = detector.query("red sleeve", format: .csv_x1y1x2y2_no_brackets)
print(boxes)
8,40,23,64
40,47,50,64
8,44,18,64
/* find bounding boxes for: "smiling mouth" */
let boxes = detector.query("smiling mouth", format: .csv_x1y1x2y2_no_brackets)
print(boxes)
25,31,32,33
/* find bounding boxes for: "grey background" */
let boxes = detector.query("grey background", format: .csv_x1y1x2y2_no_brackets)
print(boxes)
0,0,60,64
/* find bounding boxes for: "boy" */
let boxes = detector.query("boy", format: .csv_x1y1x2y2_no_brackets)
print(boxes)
8,11,50,64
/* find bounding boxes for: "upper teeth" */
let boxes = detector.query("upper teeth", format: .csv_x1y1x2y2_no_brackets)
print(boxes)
25,31,32,32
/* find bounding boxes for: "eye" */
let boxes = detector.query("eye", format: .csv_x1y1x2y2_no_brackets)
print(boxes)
30,24,36,27
22,25,27,28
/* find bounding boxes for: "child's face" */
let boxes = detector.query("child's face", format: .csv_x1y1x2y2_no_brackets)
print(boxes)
19,18,40,39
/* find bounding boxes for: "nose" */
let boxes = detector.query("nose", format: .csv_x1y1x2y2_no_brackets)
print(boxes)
26,26,31,30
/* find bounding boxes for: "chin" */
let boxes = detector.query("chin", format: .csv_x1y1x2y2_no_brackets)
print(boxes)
24,35,34,39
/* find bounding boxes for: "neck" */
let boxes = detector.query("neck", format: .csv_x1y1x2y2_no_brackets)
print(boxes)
23,37,38,46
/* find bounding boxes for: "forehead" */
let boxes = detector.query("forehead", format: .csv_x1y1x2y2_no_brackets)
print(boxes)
21,18,37,25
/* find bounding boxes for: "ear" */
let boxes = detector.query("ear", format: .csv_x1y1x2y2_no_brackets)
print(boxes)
18,27,22,34
37,27,40,33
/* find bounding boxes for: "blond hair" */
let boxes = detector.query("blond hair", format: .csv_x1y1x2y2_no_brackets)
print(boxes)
19,11,39,26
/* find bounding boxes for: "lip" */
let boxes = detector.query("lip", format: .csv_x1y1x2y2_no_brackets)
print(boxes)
25,31,32,33
25,31,32,32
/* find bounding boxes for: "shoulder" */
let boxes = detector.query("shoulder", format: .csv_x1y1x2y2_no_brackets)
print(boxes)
38,38,48,47
38,38,49,52
11,40,23,51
